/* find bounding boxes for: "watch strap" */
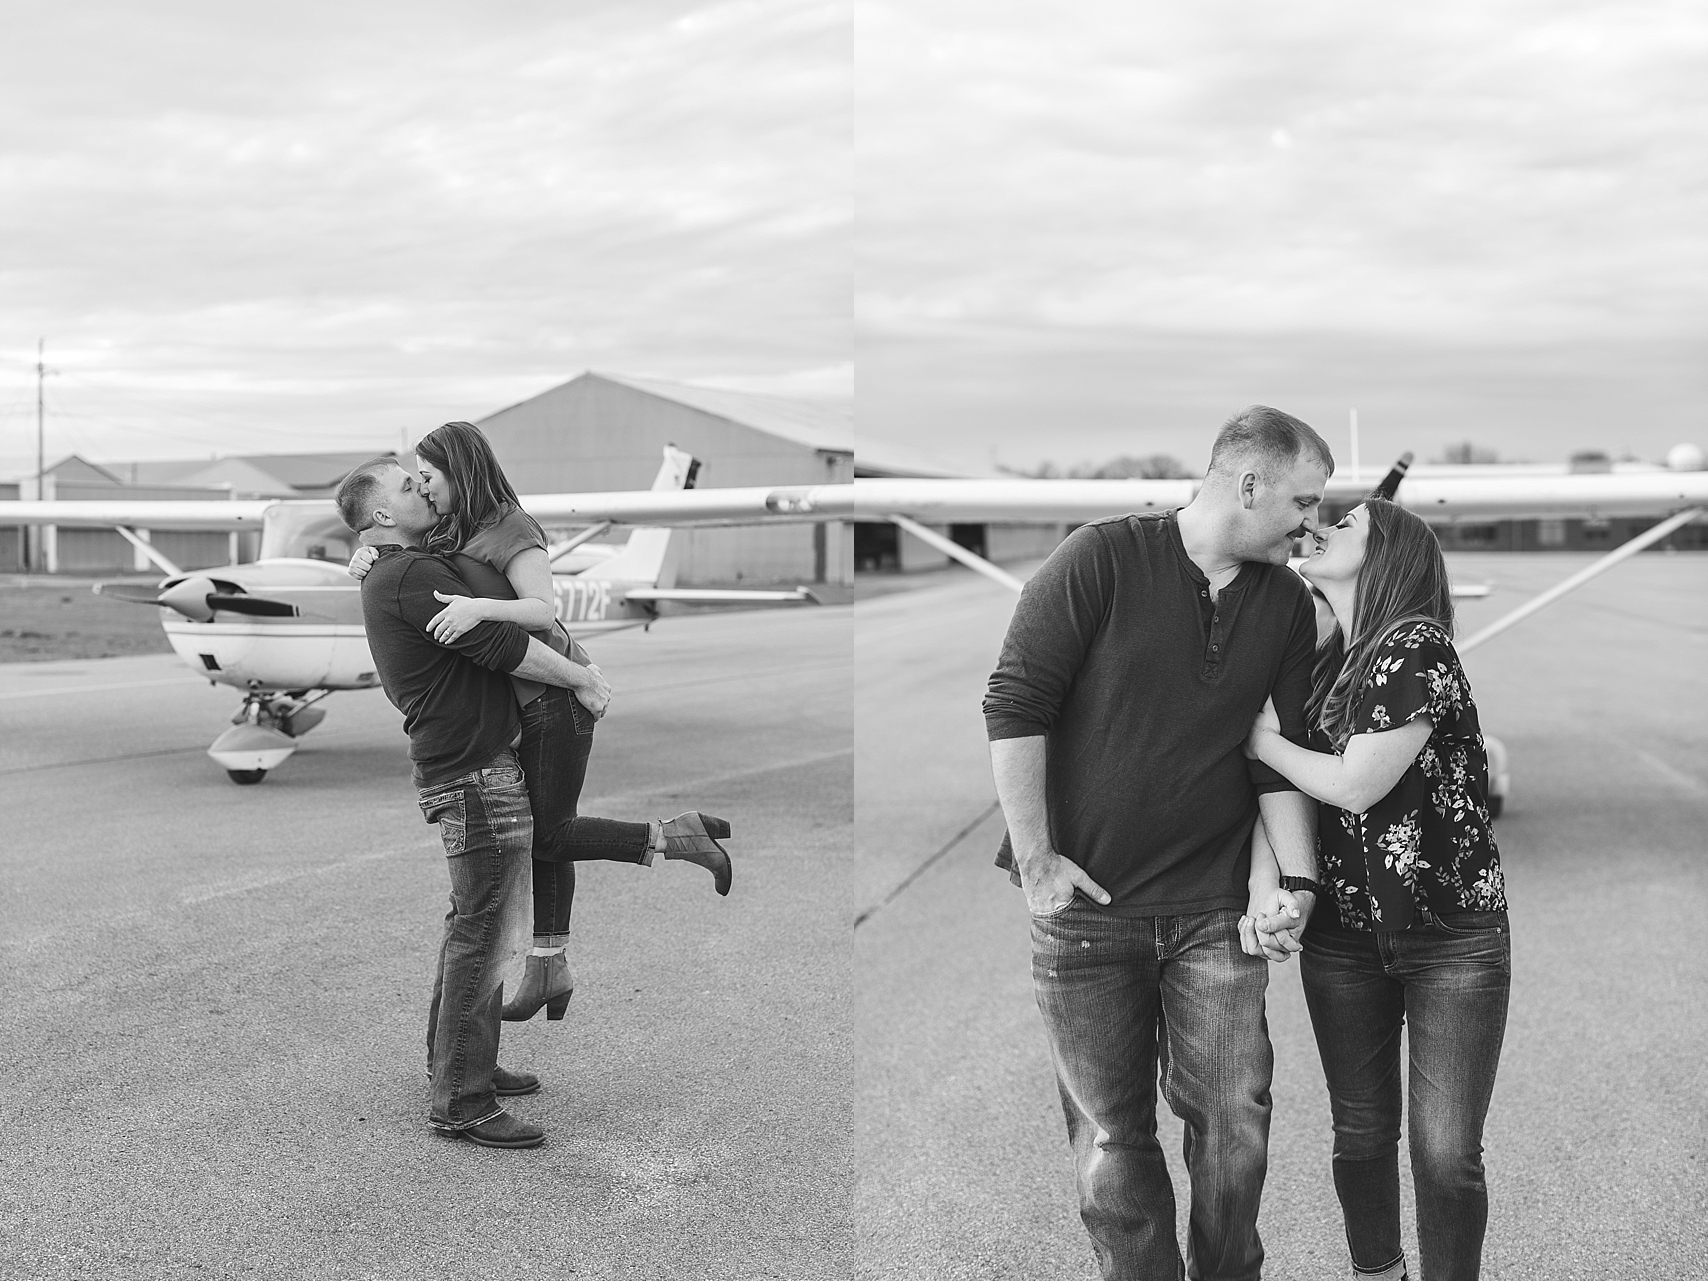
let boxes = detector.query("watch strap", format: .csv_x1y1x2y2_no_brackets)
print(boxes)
1279,875,1322,895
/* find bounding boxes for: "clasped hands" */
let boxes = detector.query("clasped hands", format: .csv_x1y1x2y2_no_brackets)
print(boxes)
1239,887,1315,963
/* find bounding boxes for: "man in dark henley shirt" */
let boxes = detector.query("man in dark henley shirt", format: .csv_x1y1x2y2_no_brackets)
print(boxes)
336,457,608,1151
985,407,1332,1281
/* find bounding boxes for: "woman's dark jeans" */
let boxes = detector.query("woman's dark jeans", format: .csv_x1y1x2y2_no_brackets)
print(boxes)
517,686,651,942
1300,912,1511,1281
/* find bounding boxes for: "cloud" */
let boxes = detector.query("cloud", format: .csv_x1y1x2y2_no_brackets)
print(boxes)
855,0,1708,464
861,0,1708,338
0,0,849,470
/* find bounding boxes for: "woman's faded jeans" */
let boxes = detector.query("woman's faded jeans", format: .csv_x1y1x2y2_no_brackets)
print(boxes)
1032,903,1273,1281
1300,913,1511,1281
417,747,533,1131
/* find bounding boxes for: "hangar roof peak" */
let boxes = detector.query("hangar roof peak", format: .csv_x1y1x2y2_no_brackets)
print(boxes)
573,372,852,454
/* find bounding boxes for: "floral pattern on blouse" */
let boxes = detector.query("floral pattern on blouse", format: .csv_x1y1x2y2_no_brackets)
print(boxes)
1312,621,1506,933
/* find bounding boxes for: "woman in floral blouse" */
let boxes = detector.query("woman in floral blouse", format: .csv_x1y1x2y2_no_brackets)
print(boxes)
1242,498,1508,1281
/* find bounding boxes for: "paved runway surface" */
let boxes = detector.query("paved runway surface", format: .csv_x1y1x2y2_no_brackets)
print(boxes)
1,604,851,1280
855,552,1708,1280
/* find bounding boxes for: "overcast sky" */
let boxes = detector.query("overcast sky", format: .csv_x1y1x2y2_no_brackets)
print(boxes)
8,4,1704,482
0,0,849,476
858,0,1708,473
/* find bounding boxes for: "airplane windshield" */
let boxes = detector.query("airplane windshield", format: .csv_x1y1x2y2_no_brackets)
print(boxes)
259,504,358,563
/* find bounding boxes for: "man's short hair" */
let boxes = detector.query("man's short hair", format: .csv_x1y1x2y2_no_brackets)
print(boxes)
1206,406,1335,483
334,457,400,533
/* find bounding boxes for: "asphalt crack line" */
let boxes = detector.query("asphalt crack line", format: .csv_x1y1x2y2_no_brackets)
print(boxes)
1632,748,1708,801
179,847,406,904
579,747,853,811
613,660,850,697
0,676,206,700
1,846,431,952
0,745,209,776
0,726,378,777
852,800,1002,930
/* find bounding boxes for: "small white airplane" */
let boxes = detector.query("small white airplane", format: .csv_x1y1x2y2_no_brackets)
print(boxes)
851,454,1708,819
0,447,854,784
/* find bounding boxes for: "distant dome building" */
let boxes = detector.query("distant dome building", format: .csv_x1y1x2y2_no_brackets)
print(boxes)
1666,442,1705,471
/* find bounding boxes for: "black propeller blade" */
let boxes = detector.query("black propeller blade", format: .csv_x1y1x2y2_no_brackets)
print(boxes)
1369,452,1415,501
206,595,298,618
92,577,298,620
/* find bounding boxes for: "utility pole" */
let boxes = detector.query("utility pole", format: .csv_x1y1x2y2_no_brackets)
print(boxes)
36,337,46,501
31,338,57,573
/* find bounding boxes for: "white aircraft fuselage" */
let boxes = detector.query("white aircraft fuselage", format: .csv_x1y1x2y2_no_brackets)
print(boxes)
155,555,685,696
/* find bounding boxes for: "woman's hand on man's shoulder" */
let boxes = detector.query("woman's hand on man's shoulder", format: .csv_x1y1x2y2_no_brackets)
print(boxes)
348,545,380,581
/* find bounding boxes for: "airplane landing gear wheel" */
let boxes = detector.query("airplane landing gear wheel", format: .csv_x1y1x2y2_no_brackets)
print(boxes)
227,769,267,785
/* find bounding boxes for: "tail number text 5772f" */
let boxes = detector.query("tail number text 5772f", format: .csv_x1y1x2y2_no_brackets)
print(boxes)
555,578,612,622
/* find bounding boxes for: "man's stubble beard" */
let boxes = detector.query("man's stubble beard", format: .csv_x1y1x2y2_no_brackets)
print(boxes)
1236,526,1298,566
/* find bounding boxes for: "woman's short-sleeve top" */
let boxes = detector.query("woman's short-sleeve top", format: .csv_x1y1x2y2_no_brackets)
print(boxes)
451,506,591,701
1311,621,1506,933
460,507,548,590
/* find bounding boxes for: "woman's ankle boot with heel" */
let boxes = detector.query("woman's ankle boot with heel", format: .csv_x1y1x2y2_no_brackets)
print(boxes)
502,951,575,1022
659,812,733,895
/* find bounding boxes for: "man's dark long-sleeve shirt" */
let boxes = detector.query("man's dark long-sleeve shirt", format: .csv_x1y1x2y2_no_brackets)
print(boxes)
983,512,1318,917
359,545,532,787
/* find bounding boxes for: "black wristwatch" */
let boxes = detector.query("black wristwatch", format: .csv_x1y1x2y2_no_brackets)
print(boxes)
1279,876,1321,896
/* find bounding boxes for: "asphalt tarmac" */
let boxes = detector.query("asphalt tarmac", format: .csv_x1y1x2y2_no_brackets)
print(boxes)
854,552,1708,1280
0,603,851,1280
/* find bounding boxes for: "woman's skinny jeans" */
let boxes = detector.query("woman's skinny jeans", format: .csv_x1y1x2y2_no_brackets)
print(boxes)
1300,912,1511,1281
517,685,651,943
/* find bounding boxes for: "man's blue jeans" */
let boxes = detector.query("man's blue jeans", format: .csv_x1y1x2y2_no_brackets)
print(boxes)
417,747,533,1130
1032,904,1273,1281
1300,913,1511,1281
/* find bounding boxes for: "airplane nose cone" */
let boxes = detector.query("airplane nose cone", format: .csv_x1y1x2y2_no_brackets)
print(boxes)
158,576,217,623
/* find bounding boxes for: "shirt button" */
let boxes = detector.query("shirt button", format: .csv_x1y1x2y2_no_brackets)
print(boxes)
1211,644,1219,651
1201,590,1208,597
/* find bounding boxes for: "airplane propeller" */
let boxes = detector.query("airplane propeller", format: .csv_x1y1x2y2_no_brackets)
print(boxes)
95,576,299,621
1369,452,1415,501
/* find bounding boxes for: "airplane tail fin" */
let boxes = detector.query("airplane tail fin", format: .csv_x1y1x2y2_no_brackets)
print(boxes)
580,445,697,588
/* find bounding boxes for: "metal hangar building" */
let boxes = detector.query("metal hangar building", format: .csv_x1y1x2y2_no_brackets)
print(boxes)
479,372,853,587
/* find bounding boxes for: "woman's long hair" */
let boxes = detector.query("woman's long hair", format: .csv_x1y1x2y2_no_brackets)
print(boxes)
1308,499,1455,749
415,421,525,554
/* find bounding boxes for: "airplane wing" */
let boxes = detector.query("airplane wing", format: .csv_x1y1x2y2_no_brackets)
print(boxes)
0,486,854,532
7,471,1700,531
0,499,275,529
852,478,1196,523
521,484,854,526
853,472,1708,523
1373,471,1708,520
